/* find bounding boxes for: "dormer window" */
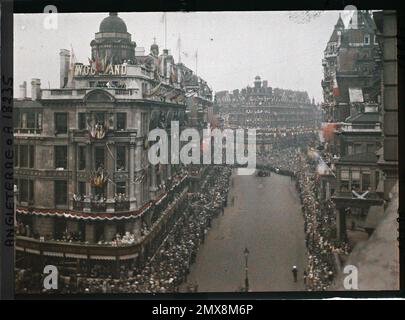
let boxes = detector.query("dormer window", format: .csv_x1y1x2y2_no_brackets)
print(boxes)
364,34,370,45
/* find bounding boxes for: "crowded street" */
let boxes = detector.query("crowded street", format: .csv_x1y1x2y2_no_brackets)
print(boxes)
181,170,307,292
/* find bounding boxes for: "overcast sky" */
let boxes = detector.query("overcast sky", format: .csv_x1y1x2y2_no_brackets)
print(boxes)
14,11,352,102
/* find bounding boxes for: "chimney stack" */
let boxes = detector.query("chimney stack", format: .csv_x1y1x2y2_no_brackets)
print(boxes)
60,49,70,88
19,81,27,100
31,79,41,101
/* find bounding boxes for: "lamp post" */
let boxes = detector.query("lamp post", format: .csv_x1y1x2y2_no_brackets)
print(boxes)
244,247,249,292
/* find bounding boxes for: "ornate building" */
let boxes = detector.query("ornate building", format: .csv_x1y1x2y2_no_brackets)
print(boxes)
215,76,320,152
14,13,212,273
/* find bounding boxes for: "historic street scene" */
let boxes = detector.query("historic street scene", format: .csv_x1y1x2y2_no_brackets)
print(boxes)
13,10,399,294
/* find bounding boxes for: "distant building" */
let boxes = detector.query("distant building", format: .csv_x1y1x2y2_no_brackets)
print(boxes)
215,76,320,152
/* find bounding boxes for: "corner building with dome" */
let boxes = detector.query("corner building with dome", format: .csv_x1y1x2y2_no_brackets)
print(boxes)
14,13,213,273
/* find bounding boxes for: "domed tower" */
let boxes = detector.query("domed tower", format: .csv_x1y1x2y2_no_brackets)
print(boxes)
254,75,262,88
90,12,136,65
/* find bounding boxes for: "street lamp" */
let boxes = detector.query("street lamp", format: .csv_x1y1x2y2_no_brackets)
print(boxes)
244,247,249,292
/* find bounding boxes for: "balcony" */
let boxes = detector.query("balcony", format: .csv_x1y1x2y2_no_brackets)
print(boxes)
14,128,42,135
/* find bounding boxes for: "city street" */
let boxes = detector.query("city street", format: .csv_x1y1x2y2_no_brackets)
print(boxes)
183,169,307,292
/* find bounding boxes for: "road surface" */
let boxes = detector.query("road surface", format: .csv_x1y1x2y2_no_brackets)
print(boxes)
182,169,307,292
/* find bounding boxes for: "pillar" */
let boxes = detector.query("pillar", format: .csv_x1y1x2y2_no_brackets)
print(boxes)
106,142,115,213
129,140,136,210
134,139,143,208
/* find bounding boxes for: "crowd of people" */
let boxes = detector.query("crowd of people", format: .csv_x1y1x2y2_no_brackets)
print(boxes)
15,165,232,294
258,142,350,291
294,149,349,290
73,165,231,293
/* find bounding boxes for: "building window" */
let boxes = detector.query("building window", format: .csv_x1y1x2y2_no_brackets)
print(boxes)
116,181,126,195
55,146,68,169
116,113,127,131
78,181,86,196
19,179,28,203
116,146,126,171
374,35,378,45
340,169,350,192
29,145,35,168
364,34,370,45
366,144,375,153
55,180,68,206
362,171,371,191
55,113,68,134
19,179,34,204
354,143,362,154
78,146,86,170
20,145,28,168
95,112,105,125
14,145,19,167
351,169,361,192
94,147,105,170
347,144,353,155
78,113,87,130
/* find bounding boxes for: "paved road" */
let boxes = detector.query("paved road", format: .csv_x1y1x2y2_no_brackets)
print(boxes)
183,169,307,292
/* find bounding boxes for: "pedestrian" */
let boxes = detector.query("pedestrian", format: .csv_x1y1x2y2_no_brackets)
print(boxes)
292,266,298,282
303,270,307,286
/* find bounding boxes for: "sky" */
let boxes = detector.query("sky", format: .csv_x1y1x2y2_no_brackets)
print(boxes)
14,11,352,102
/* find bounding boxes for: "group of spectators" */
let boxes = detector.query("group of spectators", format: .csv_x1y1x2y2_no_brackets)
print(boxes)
73,165,231,293
257,142,350,291
294,150,349,291
16,165,232,294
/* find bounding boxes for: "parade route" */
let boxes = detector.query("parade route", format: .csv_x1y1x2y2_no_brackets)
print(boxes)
183,170,307,292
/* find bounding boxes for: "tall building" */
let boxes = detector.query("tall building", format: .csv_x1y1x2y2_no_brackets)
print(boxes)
319,11,398,242
215,76,320,152
14,13,212,274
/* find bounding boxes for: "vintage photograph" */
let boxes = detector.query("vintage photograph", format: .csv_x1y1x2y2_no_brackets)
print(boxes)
12,10,399,294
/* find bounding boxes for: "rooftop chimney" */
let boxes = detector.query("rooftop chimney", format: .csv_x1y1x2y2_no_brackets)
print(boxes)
31,79,41,101
60,49,70,88
19,81,27,100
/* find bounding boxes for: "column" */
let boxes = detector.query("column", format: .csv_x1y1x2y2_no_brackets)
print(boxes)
106,142,115,213
134,139,143,208
84,143,92,212
129,140,136,210
70,142,77,210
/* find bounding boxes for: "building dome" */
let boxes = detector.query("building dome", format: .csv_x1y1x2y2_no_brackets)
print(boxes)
99,12,127,33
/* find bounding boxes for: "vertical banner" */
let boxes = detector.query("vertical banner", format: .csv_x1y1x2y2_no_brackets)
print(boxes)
0,0,15,300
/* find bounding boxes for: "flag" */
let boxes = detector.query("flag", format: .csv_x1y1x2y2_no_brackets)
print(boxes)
95,50,101,73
